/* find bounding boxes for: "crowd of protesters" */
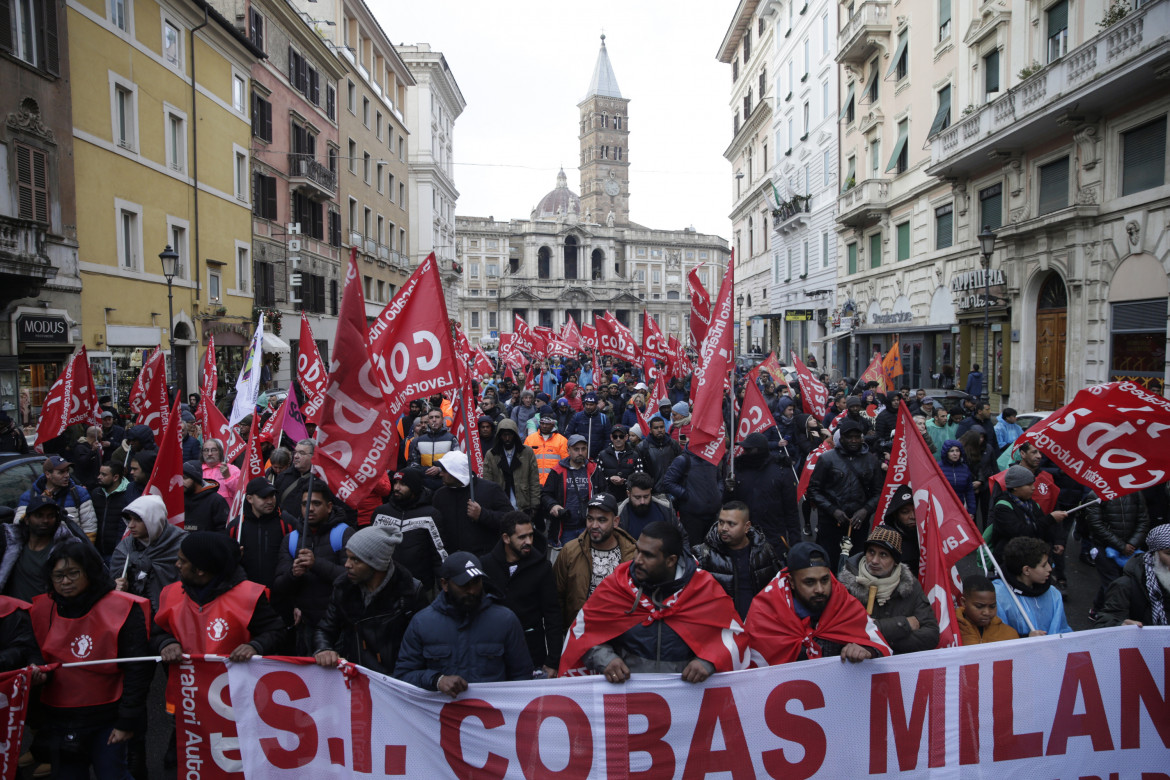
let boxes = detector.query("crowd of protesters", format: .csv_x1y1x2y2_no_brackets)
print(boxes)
2,353,1169,779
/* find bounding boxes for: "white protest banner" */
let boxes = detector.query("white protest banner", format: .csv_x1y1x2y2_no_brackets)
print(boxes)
226,627,1169,779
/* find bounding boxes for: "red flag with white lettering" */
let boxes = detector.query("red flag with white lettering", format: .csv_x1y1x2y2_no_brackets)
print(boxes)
512,315,537,356
796,438,832,502
560,315,581,350
790,350,829,421
34,347,102,448
735,380,778,455
128,347,162,419
131,349,170,439
641,311,668,362
1020,381,1170,500
637,371,669,437
596,314,636,362
229,413,266,523
689,262,734,466
473,347,495,379
449,360,484,475
545,339,576,360
0,666,32,780
317,254,400,505
921,502,964,648
145,396,185,527
688,266,712,349
199,396,246,463
580,324,598,352
200,337,217,413
296,315,329,425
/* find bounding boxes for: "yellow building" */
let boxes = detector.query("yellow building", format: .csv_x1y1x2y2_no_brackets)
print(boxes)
70,0,264,403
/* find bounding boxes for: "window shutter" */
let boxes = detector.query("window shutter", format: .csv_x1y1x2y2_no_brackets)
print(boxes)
897,222,910,260
298,56,308,93
288,46,296,83
985,50,1000,94
252,172,261,215
0,0,13,53
869,232,881,268
1122,116,1167,196
1038,156,1069,215
326,85,335,121
251,93,259,137
1047,0,1068,33
265,176,277,220
263,99,272,141
308,68,319,105
39,0,59,74
15,143,49,224
939,0,951,25
935,204,953,249
979,184,1003,231
265,263,276,306
329,279,339,315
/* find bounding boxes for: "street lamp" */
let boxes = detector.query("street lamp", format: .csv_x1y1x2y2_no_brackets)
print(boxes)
736,292,745,355
977,225,997,402
159,244,179,373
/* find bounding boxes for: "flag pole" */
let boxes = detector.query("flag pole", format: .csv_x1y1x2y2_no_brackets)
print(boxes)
728,363,737,480
453,320,475,503
979,543,1037,634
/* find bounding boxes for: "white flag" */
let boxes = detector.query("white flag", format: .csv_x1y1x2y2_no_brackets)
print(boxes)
229,314,265,427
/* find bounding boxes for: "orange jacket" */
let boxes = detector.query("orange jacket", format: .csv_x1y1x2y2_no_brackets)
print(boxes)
524,430,568,485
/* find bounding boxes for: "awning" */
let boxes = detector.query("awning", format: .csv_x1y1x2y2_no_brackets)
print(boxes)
837,81,856,121
886,121,909,172
262,332,291,353
886,33,908,78
928,87,952,138
860,67,878,103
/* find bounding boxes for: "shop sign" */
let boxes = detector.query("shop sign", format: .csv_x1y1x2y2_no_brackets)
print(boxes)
785,309,814,321
17,315,69,344
870,311,913,325
952,268,1008,312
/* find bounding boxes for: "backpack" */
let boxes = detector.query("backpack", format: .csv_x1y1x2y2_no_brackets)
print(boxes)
288,523,347,557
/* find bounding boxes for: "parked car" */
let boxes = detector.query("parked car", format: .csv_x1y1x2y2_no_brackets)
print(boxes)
1013,411,1052,432
0,454,47,514
919,388,973,413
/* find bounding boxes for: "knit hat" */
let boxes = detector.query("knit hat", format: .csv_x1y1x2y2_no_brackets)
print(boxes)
741,432,769,451
866,526,903,562
180,410,197,423
1004,465,1036,489
182,460,204,484
883,485,914,519
181,531,239,577
582,392,599,403
346,526,403,571
437,451,470,486
672,401,690,416
845,396,863,409
837,418,864,436
392,468,424,496
787,542,832,573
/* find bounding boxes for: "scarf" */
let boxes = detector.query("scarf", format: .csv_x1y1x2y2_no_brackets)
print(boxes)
1143,524,1170,626
855,561,901,607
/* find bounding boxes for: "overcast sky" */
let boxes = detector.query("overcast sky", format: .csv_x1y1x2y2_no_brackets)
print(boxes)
370,0,737,240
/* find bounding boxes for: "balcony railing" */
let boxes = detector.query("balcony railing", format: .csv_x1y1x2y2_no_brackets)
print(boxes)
838,1,891,64
837,179,890,226
287,153,337,199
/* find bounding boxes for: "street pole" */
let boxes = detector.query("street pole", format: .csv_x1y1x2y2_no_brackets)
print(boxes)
977,226,997,403
158,245,179,390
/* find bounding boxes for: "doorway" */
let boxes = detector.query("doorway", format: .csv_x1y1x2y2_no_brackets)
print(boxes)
1033,273,1067,410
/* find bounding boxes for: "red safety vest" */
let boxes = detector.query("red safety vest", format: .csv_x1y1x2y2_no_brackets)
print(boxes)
155,579,266,655
0,595,30,619
30,590,150,708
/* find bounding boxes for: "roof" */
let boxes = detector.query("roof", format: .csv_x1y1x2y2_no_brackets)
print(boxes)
717,0,762,63
535,169,580,218
584,35,622,100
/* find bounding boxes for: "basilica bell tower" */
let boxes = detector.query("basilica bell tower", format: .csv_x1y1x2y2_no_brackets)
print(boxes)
578,35,630,227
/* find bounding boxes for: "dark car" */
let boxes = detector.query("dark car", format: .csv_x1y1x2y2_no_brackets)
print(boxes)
0,453,47,518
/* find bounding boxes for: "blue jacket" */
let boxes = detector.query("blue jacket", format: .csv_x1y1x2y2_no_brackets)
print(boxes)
993,415,1023,450
394,591,532,689
939,455,976,515
964,371,984,398
662,451,723,519
565,410,610,458
181,434,202,463
993,578,1071,637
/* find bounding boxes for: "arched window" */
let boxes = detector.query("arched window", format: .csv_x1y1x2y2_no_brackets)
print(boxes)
591,249,605,280
538,246,551,279
1038,273,1067,310
564,236,578,279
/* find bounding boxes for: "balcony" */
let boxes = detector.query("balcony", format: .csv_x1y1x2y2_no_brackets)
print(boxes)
929,0,1170,178
287,153,336,201
837,1,892,65
0,216,59,304
837,179,890,227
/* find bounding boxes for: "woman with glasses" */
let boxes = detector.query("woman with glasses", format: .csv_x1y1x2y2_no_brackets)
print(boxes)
29,540,153,779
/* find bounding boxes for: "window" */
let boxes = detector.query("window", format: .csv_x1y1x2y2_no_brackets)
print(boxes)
376,111,383,140
743,28,751,62
470,312,480,328
110,0,128,31
822,80,829,119
398,138,404,161
326,85,336,121
348,198,358,233
14,143,49,224
347,80,356,114
363,207,372,237
822,231,830,268
939,0,952,41
362,97,370,128
1121,116,1167,196
929,85,951,137
979,183,1003,231
232,74,247,113
935,204,954,249
328,210,342,247
733,59,739,82
163,20,181,67
984,50,1001,98
469,264,480,278
251,94,272,142
869,231,882,268
865,60,879,103
115,201,141,270
112,81,136,150
487,264,499,277
1038,156,1069,215
845,155,856,190
208,270,221,302
802,239,809,275
377,162,385,193
787,247,796,279
803,102,810,136
292,193,324,240
1047,0,1069,62
248,7,264,51
165,109,186,172
847,242,858,274
823,149,831,187
236,244,250,293
252,173,277,220
168,222,188,279
890,32,909,80
234,149,248,202
363,152,371,184
488,311,498,329
803,39,809,78
888,119,909,174
896,221,910,261
399,182,406,206
870,138,880,178
822,13,829,52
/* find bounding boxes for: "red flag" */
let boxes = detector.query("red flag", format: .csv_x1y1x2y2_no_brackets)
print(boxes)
758,352,787,385
199,397,246,463
522,364,535,392
859,352,888,392
735,380,778,455
796,438,832,502
504,363,516,383
132,349,170,439
512,315,538,356
689,261,734,465
544,339,576,359
688,265,712,349
296,314,329,425
449,361,484,475
128,347,162,419
875,403,982,600
596,314,636,362
580,324,598,352
988,468,1060,514
230,413,267,523
145,396,185,527
560,315,581,350
790,351,829,420
34,347,102,448
318,253,398,505
473,347,495,379
452,324,475,364
0,666,31,780
640,311,668,362
921,505,964,648
637,371,669,437
1021,381,1170,500
199,337,217,411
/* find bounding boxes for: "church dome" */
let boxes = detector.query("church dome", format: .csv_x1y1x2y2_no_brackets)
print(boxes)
536,169,580,218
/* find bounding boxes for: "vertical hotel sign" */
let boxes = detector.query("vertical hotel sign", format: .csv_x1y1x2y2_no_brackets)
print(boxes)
287,222,303,306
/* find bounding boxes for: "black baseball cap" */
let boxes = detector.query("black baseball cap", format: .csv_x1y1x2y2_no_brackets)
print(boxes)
439,551,486,586
246,477,276,497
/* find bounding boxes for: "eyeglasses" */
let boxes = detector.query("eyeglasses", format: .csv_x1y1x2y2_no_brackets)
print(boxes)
51,569,84,583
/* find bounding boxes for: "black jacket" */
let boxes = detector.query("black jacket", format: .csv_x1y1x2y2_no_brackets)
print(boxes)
369,490,447,592
152,567,287,655
990,494,1055,560
91,479,133,558
432,477,511,558
662,451,724,519
274,468,312,518
1084,492,1149,552
636,434,682,491
0,599,41,671
272,513,355,626
806,445,883,520
70,440,102,490
1099,555,1169,627
480,537,563,669
313,565,425,675
183,481,229,534
228,505,298,590
596,445,643,501
724,452,798,552
695,525,780,618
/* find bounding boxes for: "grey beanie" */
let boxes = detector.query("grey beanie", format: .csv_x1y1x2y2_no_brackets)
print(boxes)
346,525,404,571
1004,465,1036,489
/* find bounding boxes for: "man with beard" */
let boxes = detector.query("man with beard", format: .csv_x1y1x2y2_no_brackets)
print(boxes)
618,472,687,545
411,408,458,492
1098,524,1170,627
553,493,637,627
481,512,562,676
596,424,642,502
314,526,425,675
524,414,568,487
745,542,891,664
635,416,681,492
395,551,532,695
695,502,781,619
370,468,446,594
806,419,883,569
228,478,298,590
542,435,601,544
0,494,89,601
181,460,229,534
482,419,541,515
724,432,798,555
561,521,749,682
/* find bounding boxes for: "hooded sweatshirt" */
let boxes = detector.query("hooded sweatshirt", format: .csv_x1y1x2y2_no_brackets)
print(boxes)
110,494,186,612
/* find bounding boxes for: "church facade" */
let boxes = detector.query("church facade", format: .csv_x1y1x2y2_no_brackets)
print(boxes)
455,37,730,349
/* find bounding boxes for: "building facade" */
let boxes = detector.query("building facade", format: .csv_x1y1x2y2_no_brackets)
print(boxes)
1,0,83,437
456,39,730,349
72,0,263,402
720,0,777,356
400,44,464,313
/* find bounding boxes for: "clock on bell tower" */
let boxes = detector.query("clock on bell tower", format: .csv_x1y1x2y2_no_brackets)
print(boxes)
578,35,630,227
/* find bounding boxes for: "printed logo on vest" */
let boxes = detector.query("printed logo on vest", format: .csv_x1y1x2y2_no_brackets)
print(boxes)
70,634,94,658
207,617,231,642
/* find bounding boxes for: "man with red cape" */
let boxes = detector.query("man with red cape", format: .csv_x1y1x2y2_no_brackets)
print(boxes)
746,542,891,663
559,521,751,681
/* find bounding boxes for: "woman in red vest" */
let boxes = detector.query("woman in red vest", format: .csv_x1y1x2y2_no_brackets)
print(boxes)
29,540,153,780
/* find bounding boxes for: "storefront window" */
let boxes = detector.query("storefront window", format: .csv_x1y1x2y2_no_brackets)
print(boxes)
19,361,62,435
1110,298,1167,395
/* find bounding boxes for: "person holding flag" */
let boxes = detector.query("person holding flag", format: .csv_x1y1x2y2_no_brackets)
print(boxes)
111,493,185,613
805,419,883,570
